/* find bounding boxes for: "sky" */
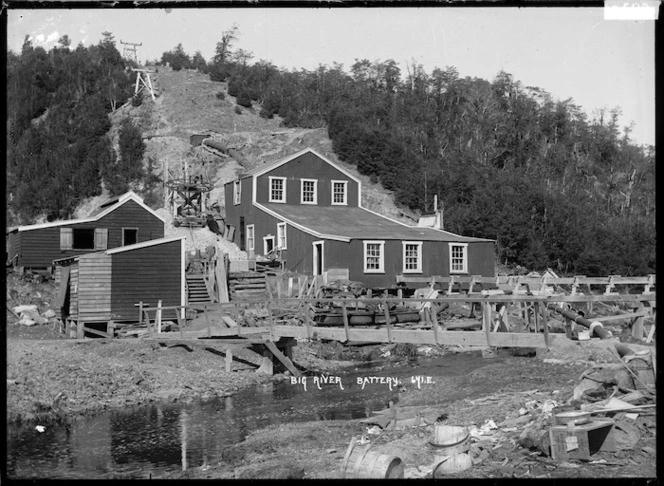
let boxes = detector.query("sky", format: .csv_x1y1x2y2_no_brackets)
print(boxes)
6,6,655,146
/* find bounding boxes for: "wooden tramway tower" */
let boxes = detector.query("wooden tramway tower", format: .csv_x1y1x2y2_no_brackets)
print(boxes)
166,175,215,228
120,40,142,65
132,68,157,101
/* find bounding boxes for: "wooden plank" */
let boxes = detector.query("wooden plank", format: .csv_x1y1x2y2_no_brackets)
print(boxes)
431,307,440,345
341,302,350,343
225,348,233,372
482,301,491,347
383,298,392,343
219,315,238,328
265,341,301,377
82,326,112,339
592,312,648,323
270,325,551,348
646,322,656,344
540,302,550,348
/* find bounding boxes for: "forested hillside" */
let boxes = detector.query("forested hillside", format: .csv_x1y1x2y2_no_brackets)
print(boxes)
6,32,655,276
7,32,148,224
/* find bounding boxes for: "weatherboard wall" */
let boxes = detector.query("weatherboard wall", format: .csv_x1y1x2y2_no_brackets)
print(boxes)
12,199,165,269
254,151,360,207
110,239,183,321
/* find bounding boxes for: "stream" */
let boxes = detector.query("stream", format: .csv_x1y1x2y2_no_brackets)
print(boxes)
6,353,488,479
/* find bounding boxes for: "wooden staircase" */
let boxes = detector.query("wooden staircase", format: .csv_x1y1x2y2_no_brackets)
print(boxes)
186,273,213,304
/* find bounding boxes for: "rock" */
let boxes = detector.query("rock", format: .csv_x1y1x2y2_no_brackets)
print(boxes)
20,318,37,327
42,309,56,319
14,304,38,314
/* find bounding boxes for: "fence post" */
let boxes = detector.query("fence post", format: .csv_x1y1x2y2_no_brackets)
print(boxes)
156,300,162,334
482,301,491,347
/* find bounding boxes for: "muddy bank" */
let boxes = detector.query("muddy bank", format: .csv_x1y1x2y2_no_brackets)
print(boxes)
6,337,271,425
163,356,656,479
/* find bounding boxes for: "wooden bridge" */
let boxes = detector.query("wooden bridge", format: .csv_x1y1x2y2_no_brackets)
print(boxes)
62,274,656,376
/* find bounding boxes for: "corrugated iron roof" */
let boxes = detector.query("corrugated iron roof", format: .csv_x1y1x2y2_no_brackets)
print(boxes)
260,203,493,242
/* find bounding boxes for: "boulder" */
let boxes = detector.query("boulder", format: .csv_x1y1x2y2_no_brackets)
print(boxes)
20,318,37,326
42,309,56,319
14,304,38,315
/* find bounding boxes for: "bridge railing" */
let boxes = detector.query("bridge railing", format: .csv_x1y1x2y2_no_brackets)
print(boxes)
133,291,655,348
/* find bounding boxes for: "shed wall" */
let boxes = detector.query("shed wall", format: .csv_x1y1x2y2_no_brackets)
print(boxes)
110,240,182,321
15,199,164,268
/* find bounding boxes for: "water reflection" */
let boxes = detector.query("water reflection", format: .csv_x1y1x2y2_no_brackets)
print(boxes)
6,353,486,479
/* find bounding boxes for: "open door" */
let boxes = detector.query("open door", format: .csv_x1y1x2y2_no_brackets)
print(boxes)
312,241,324,276
54,266,71,319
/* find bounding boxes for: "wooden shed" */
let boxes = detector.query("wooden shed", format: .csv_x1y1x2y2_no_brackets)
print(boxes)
7,191,166,272
53,236,185,326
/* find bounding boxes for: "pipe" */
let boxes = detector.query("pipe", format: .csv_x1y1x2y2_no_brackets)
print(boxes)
547,305,612,339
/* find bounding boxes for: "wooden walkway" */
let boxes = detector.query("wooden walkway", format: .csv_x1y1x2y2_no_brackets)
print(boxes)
133,291,656,349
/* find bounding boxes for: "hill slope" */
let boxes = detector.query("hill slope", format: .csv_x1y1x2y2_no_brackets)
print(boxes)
106,66,419,233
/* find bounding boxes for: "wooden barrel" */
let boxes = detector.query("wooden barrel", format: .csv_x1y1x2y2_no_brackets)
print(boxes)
430,424,469,450
627,356,655,388
433,452,473,476
342,439,404,479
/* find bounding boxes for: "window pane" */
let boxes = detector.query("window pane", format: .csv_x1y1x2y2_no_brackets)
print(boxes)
405,244,419,270
366,243,381,270
302,180,315,203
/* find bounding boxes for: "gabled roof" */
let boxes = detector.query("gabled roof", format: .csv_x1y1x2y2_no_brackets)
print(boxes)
10,191,167,233
258,203,494,243
52,236,185,265
241,148,362,184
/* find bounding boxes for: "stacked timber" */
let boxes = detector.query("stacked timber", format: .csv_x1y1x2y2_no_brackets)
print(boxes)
228,271,267,300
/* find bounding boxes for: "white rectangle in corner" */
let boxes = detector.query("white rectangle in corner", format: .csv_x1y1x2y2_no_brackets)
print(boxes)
604,0,659,20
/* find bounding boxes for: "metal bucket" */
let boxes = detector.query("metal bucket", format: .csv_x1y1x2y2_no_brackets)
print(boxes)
342,439,404,479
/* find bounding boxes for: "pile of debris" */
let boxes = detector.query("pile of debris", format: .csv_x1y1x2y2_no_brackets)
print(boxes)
343,341,655,478
10,305,57,327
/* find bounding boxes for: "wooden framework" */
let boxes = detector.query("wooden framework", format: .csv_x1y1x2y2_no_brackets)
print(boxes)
132,68,156,101
120,40,142,64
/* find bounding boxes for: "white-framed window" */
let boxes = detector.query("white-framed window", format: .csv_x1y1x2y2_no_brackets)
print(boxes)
331,180,348,205
363,240,385,273
233,180,242,205
449,243,468,273
300,179,318,205
269,176,286,203
246,224,255,251
277,222,287,249
402,241,423,273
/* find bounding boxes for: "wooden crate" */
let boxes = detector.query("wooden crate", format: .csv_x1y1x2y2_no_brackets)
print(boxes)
549,419,615,461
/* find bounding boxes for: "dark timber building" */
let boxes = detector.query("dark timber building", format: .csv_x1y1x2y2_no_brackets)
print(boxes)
224,148,495,288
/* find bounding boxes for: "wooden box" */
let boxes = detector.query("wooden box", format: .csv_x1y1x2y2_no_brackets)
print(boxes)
549,419,616,461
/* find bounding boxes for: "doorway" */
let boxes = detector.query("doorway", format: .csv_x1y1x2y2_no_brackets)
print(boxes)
312,241,324,276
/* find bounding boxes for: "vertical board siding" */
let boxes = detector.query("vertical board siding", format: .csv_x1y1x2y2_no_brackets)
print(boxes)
15,199,165,268
77,254,112,321
69,266,79,317
110,240,182,321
